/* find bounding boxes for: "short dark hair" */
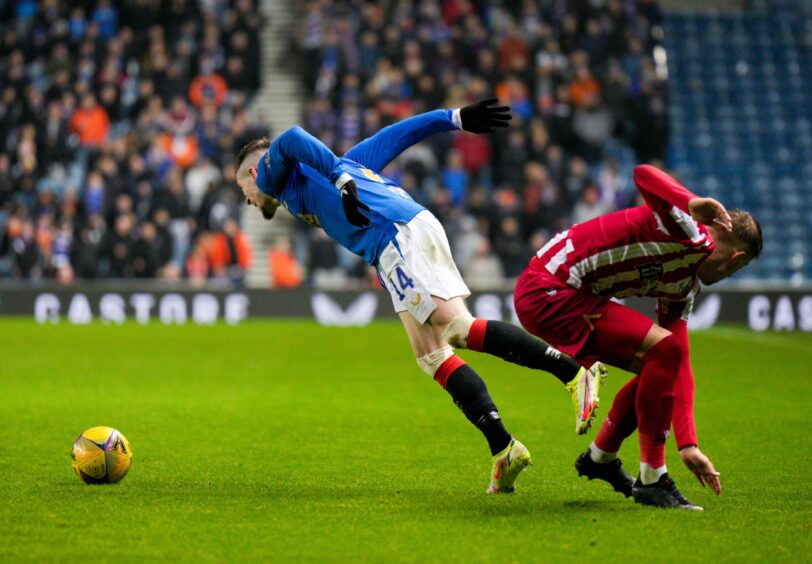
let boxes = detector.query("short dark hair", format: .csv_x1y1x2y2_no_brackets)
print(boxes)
234,137,271,175
729,209,763,259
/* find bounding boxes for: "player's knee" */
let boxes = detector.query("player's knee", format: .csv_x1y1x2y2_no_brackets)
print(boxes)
416,345,454,377
669,333,690,360
651,333,686,365
440,312,475,349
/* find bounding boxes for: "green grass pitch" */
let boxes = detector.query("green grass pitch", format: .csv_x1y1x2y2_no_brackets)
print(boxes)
1,319,810,561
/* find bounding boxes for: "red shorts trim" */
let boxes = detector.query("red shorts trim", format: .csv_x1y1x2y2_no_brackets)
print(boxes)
514,266,653,368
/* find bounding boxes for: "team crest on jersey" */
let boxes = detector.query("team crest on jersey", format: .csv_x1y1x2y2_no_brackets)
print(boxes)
636,263,664,281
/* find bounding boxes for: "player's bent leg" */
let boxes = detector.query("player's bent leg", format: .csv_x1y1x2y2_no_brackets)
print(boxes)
437,307,607,434
601,322,701,509
440,310,583,385
583,308,668,452
594,376,640,455
405,311,532,493
565,302,657,496
575,377,639,497
414,343,511,456
634,332,684,481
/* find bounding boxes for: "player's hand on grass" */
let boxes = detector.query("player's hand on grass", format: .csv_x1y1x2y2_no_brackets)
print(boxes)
688,197,733,232
460,98,512,134
337,178,371,227
680,446,722,495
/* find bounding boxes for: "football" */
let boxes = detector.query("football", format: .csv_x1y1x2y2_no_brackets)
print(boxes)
71,427,133,485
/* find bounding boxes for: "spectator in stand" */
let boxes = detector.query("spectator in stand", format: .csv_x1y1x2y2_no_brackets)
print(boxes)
572,182,615,225
0,0,264,285
308,228,342,288
209,218,252,286
186,235,211,287
269,237,303,289
598,157,630,209
572,92,616,163
104,213,136,278
522,161,564,237
494,216,531,279
1,217,40,279
69,93,110,147
188,57,228,109
441,149,469,207
466,239,505,291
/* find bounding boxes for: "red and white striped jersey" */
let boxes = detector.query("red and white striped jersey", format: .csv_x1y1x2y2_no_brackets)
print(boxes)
531,165,714,307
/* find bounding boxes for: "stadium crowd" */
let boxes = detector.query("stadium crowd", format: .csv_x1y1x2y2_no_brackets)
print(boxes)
296,0,669,288
0,0,265,285
0,0,669,289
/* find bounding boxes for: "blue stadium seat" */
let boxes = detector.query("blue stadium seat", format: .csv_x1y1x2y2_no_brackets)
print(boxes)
666,6,812,282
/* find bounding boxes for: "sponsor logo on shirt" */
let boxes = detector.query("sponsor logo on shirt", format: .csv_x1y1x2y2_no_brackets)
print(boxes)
636,263,664,281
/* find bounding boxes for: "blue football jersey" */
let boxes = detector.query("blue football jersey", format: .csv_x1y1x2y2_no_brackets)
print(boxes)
254,110,460,265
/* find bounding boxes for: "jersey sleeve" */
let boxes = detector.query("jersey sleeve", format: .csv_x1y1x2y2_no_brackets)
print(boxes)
634,165,697,214
634,165,710,244
657,302,698,449
343,109,460,173
258,126,346,195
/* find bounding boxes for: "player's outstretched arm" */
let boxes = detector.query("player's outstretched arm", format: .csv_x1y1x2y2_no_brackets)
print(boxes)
657,300,698,449
657,300,721,495
344,99,511,173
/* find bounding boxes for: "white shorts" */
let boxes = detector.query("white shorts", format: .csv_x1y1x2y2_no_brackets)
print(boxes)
376,210,471,324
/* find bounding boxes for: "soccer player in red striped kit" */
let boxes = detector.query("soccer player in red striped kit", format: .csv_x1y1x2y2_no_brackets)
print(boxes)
514,164,762,510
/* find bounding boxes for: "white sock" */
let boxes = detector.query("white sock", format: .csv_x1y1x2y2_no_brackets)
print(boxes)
589,443,618,464
639,462,667,485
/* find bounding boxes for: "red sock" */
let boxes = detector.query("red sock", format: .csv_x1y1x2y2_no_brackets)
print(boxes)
639,432,666,468
466,319,487,352
595,375,640,452
433,355,466,389
635,334,684,466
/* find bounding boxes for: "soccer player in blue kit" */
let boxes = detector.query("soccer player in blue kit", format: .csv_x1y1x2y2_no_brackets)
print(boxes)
234,99,607,493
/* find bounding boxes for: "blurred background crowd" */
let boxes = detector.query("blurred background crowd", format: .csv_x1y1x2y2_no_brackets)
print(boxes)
292,0,669,288
0,0,264,284
1,0,671,288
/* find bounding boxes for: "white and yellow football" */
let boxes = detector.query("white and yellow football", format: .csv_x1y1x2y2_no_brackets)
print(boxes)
71,426,132,484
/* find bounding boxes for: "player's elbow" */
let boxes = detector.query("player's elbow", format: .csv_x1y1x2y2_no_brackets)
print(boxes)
279,125,304,139
633,164,656,185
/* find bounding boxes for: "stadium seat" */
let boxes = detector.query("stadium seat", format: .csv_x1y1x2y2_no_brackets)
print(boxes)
666,7,811,282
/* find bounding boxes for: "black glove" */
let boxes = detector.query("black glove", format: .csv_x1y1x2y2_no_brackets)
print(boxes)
459,98,512,133
339,179,371,227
